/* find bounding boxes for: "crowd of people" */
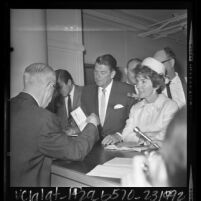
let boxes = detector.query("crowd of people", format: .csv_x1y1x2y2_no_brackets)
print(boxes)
10,46,187,187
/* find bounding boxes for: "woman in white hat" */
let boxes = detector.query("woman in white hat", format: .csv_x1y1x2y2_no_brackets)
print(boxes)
102,57,178,147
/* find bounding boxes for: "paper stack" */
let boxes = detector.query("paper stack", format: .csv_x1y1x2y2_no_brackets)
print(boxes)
86,157,133,179
104,142,150,152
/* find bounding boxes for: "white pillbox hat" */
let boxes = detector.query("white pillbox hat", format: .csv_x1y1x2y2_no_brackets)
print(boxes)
142,57,165,75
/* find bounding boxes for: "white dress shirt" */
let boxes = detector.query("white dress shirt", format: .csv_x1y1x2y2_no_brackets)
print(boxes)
98,80,113,125
120,93,178,142
163,73,186,109
64,85,75,117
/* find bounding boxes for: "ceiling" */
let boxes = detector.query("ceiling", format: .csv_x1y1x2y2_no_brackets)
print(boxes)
82,9,187,46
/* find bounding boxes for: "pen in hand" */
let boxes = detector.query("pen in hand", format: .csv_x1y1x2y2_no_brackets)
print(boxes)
133,127,160,149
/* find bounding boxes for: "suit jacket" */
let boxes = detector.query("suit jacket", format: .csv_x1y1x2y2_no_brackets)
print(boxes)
10,92,98,187
47,85,83,129
81,81,137,138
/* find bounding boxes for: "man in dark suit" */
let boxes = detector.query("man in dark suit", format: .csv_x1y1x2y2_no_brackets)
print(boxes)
47,69,82,130
10,63,99,186
81,54,137,141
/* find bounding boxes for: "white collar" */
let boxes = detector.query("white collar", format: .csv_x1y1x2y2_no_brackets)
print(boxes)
99,79,113,93
69,85,75,97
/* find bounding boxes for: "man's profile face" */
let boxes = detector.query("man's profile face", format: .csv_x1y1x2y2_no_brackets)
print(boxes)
94,63,115,88
57,78,72,97
153,50,172,73
42,76,56,108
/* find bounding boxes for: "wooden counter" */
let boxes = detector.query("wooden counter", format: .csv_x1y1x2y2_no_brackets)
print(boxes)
51,141,142,187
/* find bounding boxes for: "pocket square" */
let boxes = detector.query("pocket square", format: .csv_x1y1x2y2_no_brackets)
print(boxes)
114,104,124,109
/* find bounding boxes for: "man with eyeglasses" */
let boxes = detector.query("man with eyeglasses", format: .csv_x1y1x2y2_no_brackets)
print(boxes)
153,47,186,109
10,63,99,186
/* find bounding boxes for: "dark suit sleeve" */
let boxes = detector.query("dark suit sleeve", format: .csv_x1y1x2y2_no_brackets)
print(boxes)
38,112,99,161
80,86,90,116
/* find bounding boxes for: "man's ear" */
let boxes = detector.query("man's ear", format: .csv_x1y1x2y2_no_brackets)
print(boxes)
39,83,51,108
111,70,116,79
170,58,175,68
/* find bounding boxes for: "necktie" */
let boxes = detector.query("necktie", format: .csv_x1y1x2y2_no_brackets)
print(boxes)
166,81,172,99
67,94,72,117
100,88,106,126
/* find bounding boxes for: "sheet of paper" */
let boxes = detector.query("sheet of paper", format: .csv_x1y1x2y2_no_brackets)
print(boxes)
104,142,150,152
104,144,142,152
103,157,133,168
70,107,87,131
86,164,132,178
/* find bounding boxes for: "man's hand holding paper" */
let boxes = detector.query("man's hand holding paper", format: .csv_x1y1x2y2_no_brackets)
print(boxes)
86,113,100,127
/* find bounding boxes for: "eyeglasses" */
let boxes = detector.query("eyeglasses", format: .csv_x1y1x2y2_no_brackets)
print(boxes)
48,82,56,89
161,58,172,63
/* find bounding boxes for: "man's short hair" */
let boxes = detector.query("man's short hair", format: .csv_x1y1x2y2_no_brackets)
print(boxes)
95,54,117,72
23,63,55,86
163,47,176,60
56,69,73,85
24,63,54,74
127,58,142,68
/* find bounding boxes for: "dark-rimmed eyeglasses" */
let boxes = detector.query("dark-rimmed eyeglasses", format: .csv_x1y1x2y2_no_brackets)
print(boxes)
48,83,56,89
161,58,172,63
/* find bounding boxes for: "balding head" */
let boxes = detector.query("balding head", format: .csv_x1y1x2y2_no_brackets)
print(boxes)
153,47,176,79
23,63,56,108
23,63,55,87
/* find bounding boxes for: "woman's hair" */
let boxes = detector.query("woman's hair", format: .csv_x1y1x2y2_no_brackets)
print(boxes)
134,64,165,94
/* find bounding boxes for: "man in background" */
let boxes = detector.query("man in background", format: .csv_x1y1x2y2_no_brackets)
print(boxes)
81,54,136,140
124,58,142,98
47,69,82,130
153,47,186,108
125,58,142,86
10,63,99,186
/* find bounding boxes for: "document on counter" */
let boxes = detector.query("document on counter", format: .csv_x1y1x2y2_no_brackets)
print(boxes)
104,142,150,152
103,157,133,168
86,164,132,179
71,107,87,131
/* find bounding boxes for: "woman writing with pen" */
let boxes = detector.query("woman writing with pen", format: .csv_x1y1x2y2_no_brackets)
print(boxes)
102,57,178,147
